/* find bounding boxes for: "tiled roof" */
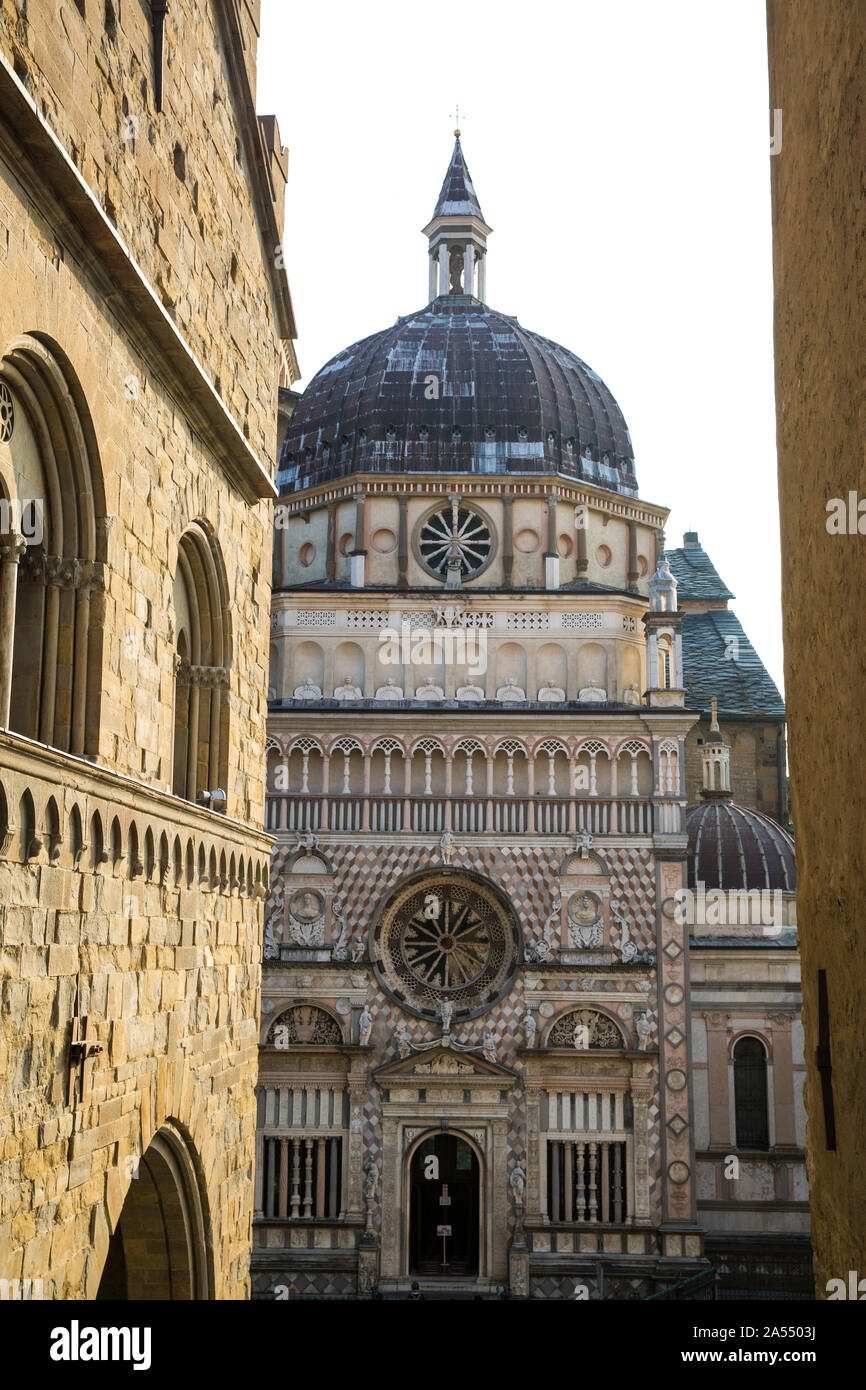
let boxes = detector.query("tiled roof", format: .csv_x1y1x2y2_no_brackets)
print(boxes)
431,137,486,221
667,534,734,600
682,610,785,716
686,801,796,891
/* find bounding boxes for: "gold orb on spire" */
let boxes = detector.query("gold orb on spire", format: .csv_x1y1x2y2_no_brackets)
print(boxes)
454,128,461,138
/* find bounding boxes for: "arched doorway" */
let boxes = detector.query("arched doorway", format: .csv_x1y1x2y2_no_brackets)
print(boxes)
97,1122,211,1300
408,1133,480,1277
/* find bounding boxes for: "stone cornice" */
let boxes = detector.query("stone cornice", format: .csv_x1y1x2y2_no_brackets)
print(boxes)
277,471,669,528
0,50,277,503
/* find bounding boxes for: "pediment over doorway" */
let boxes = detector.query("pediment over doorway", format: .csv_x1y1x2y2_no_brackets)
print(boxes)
374,1042,517,1084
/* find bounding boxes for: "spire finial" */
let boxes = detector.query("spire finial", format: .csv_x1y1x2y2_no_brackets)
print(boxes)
451,104,461,138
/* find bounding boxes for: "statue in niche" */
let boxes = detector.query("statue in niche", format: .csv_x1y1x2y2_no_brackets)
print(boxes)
523,1011,537,1048
358,1002,374,1046
335,674,362,701
439,999,453,1036
363,1160,378,1235
482,1028,497,1063
395,1022,413,1058
623,682,641,706
495,678,526,702
375,677,404,700
635,1011,653,1051
578,680,607,703
509,1162,526,1210
293,676,323,699
415,676,445,701
538,680,565,703
350,935,366,962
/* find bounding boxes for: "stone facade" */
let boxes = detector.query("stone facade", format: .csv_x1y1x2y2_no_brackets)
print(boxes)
767,0,865,1296
0,1,295,1298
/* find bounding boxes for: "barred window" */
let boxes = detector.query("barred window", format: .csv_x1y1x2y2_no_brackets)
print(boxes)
733,1037,770,1149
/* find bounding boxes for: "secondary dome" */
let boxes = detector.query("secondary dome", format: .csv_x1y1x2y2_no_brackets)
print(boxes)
280,137,636,497
685,802,796,892
280,298,637,494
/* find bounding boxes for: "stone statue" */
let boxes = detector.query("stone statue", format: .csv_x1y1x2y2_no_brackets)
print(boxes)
293,676,323,700
574,828,593,859
331,902,350,960
456,682,485,702
363,1160,378,1235
623,681,641,706
482,1028,496,1064
577,680,607,703
616,914,637,964
509,1162,526,1209
350,934,365,962
523,1011,537,1048
636,1011,653,1051
334,674,362,701
538,680,565,703
495,678,526,702
439,999,453,1035
374,677,404,700
414,676,444,701
438,829,456,866
358,1002,374,1047
294,830,320,854
262,882,284,959
395,1022,413,1058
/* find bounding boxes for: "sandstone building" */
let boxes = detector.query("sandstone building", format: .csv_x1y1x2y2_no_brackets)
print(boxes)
255,138,808,1298
0,0,295,1298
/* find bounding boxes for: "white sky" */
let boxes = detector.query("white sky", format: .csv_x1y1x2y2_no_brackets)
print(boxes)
256,0,783,693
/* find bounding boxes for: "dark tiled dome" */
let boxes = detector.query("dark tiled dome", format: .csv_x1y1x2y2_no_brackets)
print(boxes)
279,296,637,495
685,802,796,892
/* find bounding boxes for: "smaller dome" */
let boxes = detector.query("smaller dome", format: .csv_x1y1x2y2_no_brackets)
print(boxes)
685,802,795,892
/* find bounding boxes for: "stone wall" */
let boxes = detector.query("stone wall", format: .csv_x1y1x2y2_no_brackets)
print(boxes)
767,0,866,1295
0,0,291,1298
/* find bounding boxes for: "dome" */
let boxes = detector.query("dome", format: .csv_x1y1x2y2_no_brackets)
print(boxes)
279,296,637,495
685,802,796,892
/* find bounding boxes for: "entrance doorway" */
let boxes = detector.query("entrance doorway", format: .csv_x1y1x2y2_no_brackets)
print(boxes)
409,1133,480,1276
96,1122,210,1299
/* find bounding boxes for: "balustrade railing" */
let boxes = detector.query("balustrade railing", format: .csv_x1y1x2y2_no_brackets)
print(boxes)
265,792,664,837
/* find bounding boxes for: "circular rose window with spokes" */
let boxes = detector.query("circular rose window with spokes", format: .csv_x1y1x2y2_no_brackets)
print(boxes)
414,501,495,582
372,871,521,1021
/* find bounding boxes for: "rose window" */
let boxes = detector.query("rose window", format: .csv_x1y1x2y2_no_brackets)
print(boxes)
373,873,520,1021
415,501,494,581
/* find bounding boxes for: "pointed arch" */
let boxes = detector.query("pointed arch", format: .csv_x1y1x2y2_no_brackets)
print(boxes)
172,521,231,806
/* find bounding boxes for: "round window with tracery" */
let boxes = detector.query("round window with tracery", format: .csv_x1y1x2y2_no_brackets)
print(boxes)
414,501,495,582
0,382,14,443
372,872,520,1021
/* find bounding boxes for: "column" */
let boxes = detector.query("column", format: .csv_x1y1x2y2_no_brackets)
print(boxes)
485,753,495,832
526,756,535,833
564,1141,574,1222
403,751,412,830
544,494,559,589
208,673,224,793
502,492,514,587
397,495,408,588
254,1130,264,1219
278,1137,289,1218
464,243,475,296
186,672,200,802
316,1136,327,1218
630,1084,651,1221
320,753,330,830
290,1138,301,1218
600,1142,610,1223
0,532,25,727
477,252,486,301
328,1137,340,1217
705,1013,731,1147
70,562,91,757
362,750,371,831
576,1142,585,1221
350,492,366,587
438,242,449,296
39,561,61,745
444,755,453,830
525,1087,546,1224
551,1141,561,1222
326,501,338,582
770,1015,798,1148
587,1141,598,1221
428,251,437,302
626,520,640,590
303,1136,313,1217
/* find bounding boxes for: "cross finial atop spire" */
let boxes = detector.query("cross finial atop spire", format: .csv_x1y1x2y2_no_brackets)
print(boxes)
451,104,461,137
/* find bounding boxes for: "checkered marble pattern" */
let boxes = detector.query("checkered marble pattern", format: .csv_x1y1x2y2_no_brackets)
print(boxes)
607,846,657,954
530,1273,650,1301
251,1270,356,1299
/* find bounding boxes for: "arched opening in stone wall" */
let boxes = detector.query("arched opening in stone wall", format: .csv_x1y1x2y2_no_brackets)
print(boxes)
96,1122,211,1300
172,522,231,805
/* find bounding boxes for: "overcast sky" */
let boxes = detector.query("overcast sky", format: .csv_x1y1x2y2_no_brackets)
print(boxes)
256,0,783,692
